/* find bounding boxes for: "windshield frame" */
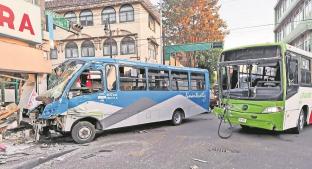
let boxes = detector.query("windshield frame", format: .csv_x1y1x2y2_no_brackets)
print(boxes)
43,60,86,100
218,58,283,101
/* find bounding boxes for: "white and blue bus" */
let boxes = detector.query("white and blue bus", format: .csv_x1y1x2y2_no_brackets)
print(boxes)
30,58,210,143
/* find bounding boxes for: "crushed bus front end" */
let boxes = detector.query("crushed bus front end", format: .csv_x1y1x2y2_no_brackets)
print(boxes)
214,100,284,131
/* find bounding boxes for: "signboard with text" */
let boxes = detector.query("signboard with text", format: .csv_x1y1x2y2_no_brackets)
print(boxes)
0,0,42,44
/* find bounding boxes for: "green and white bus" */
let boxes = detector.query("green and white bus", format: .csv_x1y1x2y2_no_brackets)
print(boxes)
214,43,312,133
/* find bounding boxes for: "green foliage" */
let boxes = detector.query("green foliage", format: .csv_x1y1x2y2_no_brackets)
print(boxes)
197,48,223,85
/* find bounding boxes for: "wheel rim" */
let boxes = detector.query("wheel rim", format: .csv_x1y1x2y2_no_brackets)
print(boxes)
299,112,304,130
78,127,92,140
174,113,181,124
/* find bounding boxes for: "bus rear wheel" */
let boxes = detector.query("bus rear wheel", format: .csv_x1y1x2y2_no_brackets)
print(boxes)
172,110,183,126
71,121,96,144
293,109,305,134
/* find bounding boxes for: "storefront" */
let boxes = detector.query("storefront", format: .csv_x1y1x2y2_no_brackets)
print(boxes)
0,0,51,106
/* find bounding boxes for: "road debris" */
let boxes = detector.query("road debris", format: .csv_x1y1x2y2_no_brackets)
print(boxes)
40,143,49,149
190,165,199,169
192,158,208,163
0,144,7,152
98,149,113,153
81,154,96,159
0,103,19,135
136,130,148,134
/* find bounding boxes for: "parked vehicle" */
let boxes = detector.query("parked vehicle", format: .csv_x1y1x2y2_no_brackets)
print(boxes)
210,84,219,108
30,58,210,143
214,43,312,133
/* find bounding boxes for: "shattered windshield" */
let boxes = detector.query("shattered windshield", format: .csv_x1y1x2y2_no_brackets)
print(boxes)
220,61,282,100
43,60,84,99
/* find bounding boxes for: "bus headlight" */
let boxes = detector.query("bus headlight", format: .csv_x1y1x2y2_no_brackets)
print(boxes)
262,107,283,114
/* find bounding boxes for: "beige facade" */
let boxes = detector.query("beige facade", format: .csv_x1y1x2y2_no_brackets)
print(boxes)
46,0,161,67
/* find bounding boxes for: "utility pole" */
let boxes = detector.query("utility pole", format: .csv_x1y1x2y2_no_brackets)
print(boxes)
160,0,164,65
104,18,113,58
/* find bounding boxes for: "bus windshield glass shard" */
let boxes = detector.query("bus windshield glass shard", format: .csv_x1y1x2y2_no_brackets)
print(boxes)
220,60,282,100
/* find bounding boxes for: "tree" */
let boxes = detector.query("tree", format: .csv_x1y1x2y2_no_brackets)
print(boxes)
162,0,227,45
197,48,223,85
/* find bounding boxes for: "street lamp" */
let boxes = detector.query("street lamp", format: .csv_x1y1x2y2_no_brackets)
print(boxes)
104,18,113,58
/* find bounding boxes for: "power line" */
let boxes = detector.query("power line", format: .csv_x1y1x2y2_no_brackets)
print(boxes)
229,18,312,31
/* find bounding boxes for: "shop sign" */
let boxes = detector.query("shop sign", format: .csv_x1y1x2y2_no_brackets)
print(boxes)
0,0,42,44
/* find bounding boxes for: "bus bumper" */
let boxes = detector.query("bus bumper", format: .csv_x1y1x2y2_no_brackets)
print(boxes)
213,107,283,131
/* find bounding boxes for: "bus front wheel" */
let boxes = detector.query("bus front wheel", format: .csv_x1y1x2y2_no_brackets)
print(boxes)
172,110,184,126
71,121,96,144
293,109,305,134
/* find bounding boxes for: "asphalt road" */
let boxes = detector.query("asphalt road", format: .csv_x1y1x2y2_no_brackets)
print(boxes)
7,113,312,169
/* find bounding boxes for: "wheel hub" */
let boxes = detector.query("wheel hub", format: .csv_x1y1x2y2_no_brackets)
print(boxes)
174,113,181,123
78,127,92,140
299,113,304,130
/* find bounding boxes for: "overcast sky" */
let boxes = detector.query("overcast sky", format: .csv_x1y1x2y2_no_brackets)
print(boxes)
152,0,277,49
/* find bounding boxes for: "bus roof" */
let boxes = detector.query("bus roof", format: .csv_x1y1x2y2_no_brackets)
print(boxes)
222,42,312,59
67,57,208,73
222,42,286,53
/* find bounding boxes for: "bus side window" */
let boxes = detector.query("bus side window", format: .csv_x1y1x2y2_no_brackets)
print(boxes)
69,69,103,98
287,53,299,98
171,71,189,91
191,73,206,90
106,65,117,91
119,66,147,91
148,69,169,91
288,59,298,85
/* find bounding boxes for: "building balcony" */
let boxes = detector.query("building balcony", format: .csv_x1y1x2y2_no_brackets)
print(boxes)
275,0,302,31
282,20,312,43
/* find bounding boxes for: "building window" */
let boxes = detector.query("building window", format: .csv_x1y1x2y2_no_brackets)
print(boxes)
103,39,118,56
80,10,93,26
121,37,135,55
120,4,134,22
148,14,155,31
102,7,116,24
148,42,157,60
81,40,95,57
65,42,79,58
50,49,58,60
64,12,77,23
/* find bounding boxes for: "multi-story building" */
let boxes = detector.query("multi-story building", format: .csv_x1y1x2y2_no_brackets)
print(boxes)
45,0,161,67
274,0,312,52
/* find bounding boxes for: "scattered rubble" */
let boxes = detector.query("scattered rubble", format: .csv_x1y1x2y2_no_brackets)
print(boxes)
81,153,96,159
0,103,19,134
190,165,200,169
192,158,208,163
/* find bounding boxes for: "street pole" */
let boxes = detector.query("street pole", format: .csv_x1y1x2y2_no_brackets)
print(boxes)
105,18,113,58
160,0,164,65
109,29,113,59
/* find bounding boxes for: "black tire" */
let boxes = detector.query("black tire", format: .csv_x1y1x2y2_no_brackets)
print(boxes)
293,109,305,134
172,111,183,126
71,121,96,144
